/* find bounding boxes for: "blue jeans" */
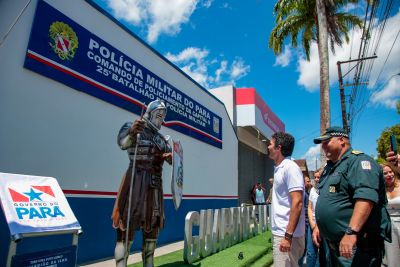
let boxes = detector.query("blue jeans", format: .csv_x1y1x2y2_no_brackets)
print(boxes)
298,222,309,266
306,225,319,267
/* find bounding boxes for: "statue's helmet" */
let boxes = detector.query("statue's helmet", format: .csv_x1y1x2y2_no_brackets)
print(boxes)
143,99,167,131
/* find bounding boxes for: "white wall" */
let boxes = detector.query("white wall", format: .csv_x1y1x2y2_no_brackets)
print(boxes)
0,0,238,197
209,85,236,126
236,105,256,127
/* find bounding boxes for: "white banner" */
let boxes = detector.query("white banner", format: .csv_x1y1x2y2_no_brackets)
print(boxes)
0,172,81,236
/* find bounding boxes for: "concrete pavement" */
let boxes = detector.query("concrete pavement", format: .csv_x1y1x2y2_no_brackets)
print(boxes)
81,240,184,267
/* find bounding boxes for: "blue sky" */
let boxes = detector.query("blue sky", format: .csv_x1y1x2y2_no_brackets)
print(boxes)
94,0,400,170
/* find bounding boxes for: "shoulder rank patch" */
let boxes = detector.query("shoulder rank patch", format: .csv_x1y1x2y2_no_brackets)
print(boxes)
352,150,363,155
361,160,371,170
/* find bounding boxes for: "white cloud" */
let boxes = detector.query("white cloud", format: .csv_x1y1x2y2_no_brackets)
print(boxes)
166,47,210,86
341,3,364,13
295,9,400,108
367,12,400,87
108,0,146,24
181,63,208,86
215,60,228,82
165,47,250,88
296,34,358,92
371,77,400,108
107,0,202,43
301,145,321,171
230,58,250,80
165,47,209,63
297,46,320,91
274,45,292,67
147,0,197,43
201,0,213,8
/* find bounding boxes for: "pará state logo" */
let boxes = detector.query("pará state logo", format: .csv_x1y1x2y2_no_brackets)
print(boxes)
8,185,65,220
49,21,78,60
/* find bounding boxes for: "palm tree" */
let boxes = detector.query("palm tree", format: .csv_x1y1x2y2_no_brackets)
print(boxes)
269,0,362,162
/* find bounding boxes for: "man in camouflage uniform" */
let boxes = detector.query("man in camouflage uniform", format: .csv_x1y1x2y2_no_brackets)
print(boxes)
112,100,172,267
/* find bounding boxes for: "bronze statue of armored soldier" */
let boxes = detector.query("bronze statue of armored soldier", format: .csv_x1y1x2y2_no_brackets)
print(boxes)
112,100,172,267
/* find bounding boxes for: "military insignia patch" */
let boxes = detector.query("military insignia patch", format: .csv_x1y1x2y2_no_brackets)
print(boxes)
329,186,336,193
361,161,371,170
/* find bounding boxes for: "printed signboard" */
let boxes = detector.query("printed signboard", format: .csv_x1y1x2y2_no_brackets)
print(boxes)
11,246,77,267
0,172,81,235
24,0,222,148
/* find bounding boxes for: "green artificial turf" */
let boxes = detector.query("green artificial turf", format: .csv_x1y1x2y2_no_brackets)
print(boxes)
129,231,273,267
248,252,273,267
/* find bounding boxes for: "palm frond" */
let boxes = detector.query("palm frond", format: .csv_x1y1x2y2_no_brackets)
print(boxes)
269,0,363,60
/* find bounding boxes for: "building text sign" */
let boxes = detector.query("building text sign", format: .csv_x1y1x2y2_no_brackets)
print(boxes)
184,205,269,263
24,0,222,148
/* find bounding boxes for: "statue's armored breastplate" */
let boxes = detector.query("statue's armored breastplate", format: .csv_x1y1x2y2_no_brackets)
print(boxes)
127,128,168,172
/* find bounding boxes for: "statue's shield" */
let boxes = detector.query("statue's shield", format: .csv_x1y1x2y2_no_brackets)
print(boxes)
171,140,183,210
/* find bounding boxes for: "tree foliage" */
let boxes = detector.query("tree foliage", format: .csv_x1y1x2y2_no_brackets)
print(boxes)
268,0,362,60
268,0,363,164
377,124,400,163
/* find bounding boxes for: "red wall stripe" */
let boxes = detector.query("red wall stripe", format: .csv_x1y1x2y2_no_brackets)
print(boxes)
63,190,238,198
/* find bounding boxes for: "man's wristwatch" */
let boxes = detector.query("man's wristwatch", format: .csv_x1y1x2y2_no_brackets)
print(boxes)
344,227,359,235
284,232,293,241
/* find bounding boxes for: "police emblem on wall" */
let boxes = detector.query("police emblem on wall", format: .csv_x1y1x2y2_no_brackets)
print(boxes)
213,116,220,134
49,21,78,60
171,140,183,210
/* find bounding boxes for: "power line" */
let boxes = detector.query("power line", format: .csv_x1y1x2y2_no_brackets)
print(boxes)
0,1,32,48
372,27,400,90
354,23,400,121
347,0,396,136
296,114,342,142
346,7,357,85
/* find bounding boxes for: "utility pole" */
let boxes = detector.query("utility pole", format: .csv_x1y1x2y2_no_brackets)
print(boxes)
337,63,347,133
336,55,377,134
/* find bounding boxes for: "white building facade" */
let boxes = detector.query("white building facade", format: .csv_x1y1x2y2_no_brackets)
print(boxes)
210,86,285,204
0,0,238,264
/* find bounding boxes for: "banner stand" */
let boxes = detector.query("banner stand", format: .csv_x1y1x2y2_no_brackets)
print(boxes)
0,172,83,267
6,229,83,267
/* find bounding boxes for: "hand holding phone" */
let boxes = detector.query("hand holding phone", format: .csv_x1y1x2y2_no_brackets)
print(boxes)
390,134,398,155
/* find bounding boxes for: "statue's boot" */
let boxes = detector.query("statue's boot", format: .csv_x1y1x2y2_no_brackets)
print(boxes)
115,241,131,267
142,239,157,267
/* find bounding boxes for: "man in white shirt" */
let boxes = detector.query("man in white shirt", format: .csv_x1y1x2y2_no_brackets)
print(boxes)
268,132,305,267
